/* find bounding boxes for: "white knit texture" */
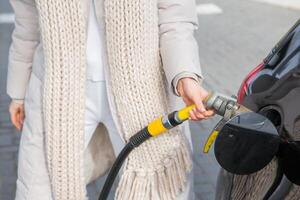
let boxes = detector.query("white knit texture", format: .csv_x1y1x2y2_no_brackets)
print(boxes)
104,0,192,199
36,0,87,199
34,0,192,199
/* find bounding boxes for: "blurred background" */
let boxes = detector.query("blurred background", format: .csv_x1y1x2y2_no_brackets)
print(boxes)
0,0,299,199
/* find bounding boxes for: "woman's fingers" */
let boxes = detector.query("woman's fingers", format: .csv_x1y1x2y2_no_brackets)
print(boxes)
10,111,18,129
9,102,25,131
189,109,197,120
190,108,206,121
16,112,22,131
19,107,25,125
177,78,215,121
12,111,21,130
195,100,206,113
203,109,215,118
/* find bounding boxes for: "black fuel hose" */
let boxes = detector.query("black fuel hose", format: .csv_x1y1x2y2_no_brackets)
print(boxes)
98,128,151,200
98,92,235,200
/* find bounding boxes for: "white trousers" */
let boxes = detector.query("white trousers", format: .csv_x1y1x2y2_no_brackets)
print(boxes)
15,74,194,200
84,79,124,154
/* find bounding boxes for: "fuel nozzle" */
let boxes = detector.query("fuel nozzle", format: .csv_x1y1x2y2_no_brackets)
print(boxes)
202,92,252,153
204,91,250,120
203,93,283,177
145,91,247,138
171,91,248,127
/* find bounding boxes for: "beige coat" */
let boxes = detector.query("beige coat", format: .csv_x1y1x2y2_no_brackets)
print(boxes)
7,0,202,185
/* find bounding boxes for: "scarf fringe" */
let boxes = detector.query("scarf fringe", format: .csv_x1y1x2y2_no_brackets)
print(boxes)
115,141,192,200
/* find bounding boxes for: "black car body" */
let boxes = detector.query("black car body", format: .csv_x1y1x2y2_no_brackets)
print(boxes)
215,19,300,200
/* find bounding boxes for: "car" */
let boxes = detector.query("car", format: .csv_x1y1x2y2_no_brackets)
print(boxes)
215,19,300,200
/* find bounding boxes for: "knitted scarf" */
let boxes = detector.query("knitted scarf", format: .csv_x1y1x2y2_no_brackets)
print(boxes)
35,0,192,199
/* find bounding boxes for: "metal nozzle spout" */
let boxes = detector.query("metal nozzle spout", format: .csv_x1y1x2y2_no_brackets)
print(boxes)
204,91,249,120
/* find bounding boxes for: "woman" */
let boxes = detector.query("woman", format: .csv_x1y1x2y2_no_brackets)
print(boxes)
7,0,214,199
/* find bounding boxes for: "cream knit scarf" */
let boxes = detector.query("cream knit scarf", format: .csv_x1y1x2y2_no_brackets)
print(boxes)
35,0,192,199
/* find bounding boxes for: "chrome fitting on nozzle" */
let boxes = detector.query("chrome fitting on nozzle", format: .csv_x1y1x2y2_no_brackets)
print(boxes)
204,92,241,120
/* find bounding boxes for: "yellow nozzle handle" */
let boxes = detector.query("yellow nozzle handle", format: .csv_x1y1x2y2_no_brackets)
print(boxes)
177,104,196,121
147,92,214,137
176,91,213,121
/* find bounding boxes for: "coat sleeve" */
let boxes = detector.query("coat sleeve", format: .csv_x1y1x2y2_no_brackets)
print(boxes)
158,0,203,94
6,0,40,101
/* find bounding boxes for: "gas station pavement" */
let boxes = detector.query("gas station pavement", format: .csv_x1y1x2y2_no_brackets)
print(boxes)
0,0,299,199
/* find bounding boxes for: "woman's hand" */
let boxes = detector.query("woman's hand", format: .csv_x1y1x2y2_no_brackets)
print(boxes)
9,101,25,131
177,77,214,121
